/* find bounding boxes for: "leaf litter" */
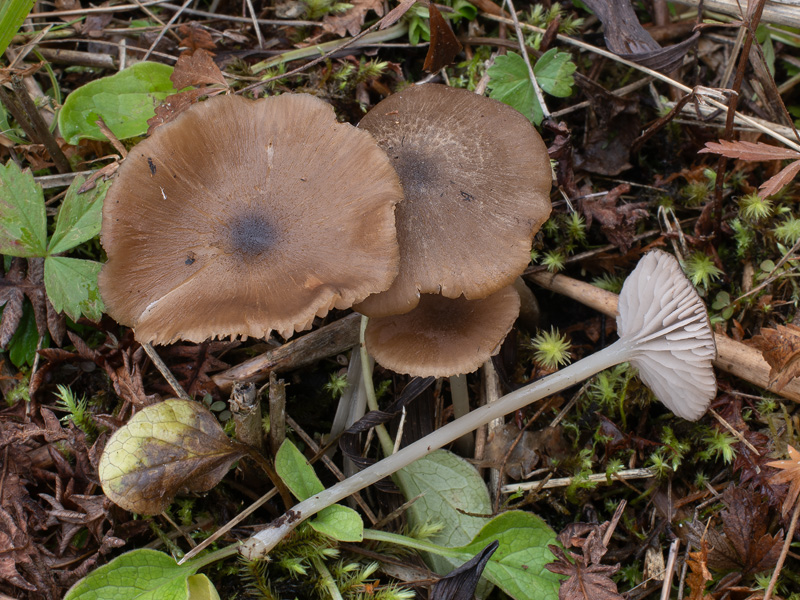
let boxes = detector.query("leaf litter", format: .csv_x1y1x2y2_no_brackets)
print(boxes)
2,0,800,598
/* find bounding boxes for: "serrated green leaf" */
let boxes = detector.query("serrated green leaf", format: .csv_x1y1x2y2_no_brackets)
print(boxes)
48,176,111,255
187,574,221,600
395,450,491,580
0,0,35,57
58,62,177,145
275,440,363,542
43,257,104,322
311,504,364,542
534,48,576,98
276,439,324,499
0,160,47,257
64,549,197,600
487,52,541,124
98,399,247,515
452,511,562,600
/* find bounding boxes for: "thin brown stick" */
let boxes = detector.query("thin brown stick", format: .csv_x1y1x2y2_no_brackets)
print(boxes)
141,342,190,400
763,496,800,600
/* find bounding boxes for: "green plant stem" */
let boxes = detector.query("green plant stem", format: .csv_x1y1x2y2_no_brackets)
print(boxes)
359,315,395,457
250,22,408,73
362,528,465,559
189,544,240,570
311,555,344,600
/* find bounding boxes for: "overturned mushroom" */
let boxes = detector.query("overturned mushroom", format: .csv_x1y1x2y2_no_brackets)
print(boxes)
365,285,520,377
100,94,403,344
240,250,716,560
355,83,552,317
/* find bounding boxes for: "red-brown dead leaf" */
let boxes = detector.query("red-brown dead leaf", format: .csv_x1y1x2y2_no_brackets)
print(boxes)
767,444,800,517
715,487,783,574
177,22,216,55
423,3,462,73
759,159,800,199
685,541,713,600
146,88,224,135
698,139,800,162
323,0,385,37
545,545,624,600
750,324,800,392
580,184,649,252
170,49,227,89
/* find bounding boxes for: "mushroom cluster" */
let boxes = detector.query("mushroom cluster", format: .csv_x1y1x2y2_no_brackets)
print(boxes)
356,84,552,377
100,86,552,377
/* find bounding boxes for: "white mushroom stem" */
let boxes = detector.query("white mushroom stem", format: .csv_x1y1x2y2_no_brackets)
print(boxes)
241,250,716,560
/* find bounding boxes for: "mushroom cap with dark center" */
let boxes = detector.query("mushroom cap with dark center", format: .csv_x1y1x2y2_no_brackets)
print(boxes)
100,93,403,344
365,285,521,377
355,84,552,318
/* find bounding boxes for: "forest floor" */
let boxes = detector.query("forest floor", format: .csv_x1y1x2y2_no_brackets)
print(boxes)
1,0,800,598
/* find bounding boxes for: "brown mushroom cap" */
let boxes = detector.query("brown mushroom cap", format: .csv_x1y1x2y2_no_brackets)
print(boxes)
355,84,552,318
365,285,521,377
99,94,403,344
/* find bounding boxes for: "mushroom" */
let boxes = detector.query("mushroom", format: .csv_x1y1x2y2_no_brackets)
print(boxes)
365,285,521,377
240,250,717,560
99,93,404,344
354,83,552,318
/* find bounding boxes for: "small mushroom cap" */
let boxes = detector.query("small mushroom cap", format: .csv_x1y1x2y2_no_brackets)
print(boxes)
100,94,403,344
365,285,521,377
617,250,717,421
355,84,552,317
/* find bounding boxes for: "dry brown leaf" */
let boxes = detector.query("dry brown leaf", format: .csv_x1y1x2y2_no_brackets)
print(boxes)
146,88,224,135
423,3,462,73
580,184,649,251
545,545,624,600
767,444,800,517
685,541,713,600
698,139,800,161
750,324,800,392
717,487,783,574
177,22,216,54
323,0,385,37
170,49,227,89
759,159,800,199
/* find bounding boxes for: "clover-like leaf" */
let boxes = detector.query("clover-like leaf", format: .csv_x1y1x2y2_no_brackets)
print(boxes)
0,160,47,257
48,175,111,255
99,399,246,515
43,256,104,322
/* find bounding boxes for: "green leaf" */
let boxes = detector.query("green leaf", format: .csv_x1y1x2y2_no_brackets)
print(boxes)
311,504,364,542
275,440,363,542
7,301,45,368
487,50,576,124
98,398,247,515
48,176,111,254
64,549,197,600
0,0,35,57
0,160,47,257
275,439,324,499
187,574,221,600
534,48,576,98
487,52,540,124
43,256,104,322
58,62,177,145
395,450,491,579
452,511,562,600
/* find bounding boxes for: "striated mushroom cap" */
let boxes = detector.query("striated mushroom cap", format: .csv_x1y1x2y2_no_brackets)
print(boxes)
100,94,403,344
617,249,717,421
355,84,552,318
365,285,520,377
